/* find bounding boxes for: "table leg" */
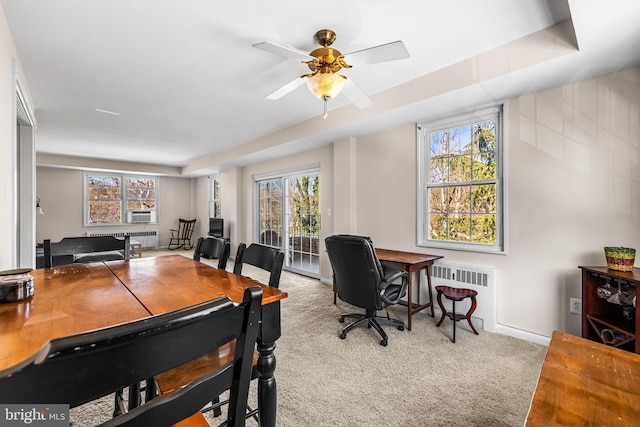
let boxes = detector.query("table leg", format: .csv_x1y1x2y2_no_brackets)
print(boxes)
466,296,480,335
256,302,281,427
257,340,277,427
435,290,446,327
426,265,435,317
399,266,435,331
406,272,414,331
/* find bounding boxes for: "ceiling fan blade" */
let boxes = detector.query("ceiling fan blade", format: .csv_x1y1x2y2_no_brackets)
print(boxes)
342,78,373,109
266,76,307,100
252,42,314,62
344,40,410,67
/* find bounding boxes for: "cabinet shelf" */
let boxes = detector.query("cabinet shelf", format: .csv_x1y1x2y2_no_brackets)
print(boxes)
580,266,640,354
586,314,635,349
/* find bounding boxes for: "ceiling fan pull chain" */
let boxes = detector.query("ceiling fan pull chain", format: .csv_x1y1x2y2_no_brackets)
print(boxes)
323,97,329,119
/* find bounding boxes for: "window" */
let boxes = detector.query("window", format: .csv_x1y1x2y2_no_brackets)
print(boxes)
209,177,221,218
417,106,504,253
85,173,158,225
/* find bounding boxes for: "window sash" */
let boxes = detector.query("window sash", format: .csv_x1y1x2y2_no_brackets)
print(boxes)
417,105,504,254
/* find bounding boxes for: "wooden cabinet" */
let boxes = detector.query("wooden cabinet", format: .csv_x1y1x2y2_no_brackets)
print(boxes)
580,266,640,353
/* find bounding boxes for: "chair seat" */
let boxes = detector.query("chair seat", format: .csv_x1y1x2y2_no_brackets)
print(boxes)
172,411,209,427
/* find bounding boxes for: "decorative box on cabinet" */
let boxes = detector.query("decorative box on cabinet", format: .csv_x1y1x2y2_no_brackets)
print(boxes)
580,266,640,354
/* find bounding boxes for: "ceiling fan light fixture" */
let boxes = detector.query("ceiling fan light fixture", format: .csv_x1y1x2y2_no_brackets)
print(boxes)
306,72,345,100
306,72,345,119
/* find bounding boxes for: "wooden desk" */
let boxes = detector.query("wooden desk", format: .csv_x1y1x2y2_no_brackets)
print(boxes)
0,263,151,371
525,331,640,426
375,249,443,331
105,255,287,427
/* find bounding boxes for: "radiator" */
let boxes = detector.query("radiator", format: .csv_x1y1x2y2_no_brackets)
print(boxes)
424,261,496,333
86,230,159,250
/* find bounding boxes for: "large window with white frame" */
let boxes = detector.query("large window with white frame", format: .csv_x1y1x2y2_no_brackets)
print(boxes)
84,173,158,225
417,105,504,253
209,177,221,218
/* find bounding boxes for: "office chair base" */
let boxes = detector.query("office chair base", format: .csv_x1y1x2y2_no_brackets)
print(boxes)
338,312,405,346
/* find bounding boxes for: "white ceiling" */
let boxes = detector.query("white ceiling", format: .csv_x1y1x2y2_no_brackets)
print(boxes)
3,0,640,176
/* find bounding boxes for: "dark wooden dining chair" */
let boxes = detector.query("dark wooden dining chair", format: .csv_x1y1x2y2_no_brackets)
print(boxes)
168,218,197,250
203,242,285,420
233,243,285,288
0,287,263,427
193,236,231,270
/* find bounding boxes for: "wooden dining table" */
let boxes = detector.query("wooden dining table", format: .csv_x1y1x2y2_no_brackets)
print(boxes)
525,331,640,426
0,254,288,427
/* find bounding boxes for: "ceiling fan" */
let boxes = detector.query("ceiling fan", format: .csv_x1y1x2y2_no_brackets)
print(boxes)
253,29,410,118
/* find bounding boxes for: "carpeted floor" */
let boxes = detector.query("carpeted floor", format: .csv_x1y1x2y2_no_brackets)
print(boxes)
70,250,547,426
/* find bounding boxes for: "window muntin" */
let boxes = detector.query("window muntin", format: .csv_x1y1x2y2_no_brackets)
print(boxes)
418,106,504,253
85,173,158,225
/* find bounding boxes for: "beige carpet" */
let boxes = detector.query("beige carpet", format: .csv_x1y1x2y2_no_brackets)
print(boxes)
70,250,547,426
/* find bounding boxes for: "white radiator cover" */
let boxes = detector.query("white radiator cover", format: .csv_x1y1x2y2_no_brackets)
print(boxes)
421,260,496,333
86,230,159,249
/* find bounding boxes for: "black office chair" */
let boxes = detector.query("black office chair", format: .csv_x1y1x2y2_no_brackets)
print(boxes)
325,234,408,346
234,243,284,288
0,287,263,427
193,236,231,270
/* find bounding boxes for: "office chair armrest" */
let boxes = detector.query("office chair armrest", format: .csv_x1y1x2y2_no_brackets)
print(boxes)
381,269,408,287
379,270,408,305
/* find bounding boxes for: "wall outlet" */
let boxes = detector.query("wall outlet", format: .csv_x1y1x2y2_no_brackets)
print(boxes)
570,298,582,314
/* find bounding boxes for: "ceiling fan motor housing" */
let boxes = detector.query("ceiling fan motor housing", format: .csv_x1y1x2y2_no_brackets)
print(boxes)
308,47,344,73
314,29,337,47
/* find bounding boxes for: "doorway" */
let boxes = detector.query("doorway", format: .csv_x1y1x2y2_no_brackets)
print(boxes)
256,170,320,278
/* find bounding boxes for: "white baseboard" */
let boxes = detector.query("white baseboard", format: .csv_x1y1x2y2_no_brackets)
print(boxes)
496,324,551,347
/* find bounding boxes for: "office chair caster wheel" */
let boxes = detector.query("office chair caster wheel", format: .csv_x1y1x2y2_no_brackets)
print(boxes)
380,338,388,347
339,316,345,323
339,332,346,339
397,325,405,331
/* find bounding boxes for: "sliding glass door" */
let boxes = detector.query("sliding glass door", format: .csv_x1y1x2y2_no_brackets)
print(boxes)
257,171,320,278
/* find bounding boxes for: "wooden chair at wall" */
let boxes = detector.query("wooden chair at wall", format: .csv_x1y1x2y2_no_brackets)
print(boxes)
168,218,197,250
43,235,130,268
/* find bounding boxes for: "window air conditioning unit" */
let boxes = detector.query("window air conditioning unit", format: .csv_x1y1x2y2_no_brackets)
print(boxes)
129,210,152,224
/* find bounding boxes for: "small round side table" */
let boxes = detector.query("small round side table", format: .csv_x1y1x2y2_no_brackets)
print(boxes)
435,285,479,343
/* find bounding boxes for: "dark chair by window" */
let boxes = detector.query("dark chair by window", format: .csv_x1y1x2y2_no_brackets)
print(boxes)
0,287,262,427
193,236,231,270
234,243,284,288
325,234,408,346
168,218,197,250
43,235,130,268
